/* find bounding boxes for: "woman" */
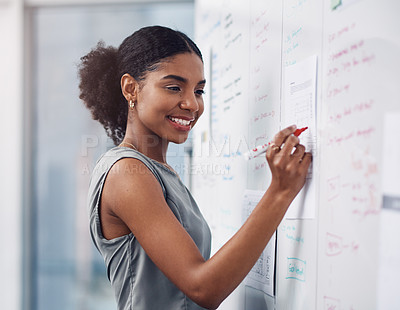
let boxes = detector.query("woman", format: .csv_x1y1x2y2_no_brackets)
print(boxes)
78,25,311,310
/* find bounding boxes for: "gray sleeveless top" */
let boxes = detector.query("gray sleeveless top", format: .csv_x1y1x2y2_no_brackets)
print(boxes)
88,147,212,310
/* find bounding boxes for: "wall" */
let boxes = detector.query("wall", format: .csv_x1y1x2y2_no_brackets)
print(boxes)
0,1,194,309
0,1,23,309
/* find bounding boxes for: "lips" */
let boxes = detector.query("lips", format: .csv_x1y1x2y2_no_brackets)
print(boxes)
168,116,193,126
167,116,195,131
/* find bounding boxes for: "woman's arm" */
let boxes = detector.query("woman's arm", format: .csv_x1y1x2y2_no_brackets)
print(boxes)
101,125,311,309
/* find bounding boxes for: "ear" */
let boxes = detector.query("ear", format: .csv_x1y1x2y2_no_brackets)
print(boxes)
121,73,139,103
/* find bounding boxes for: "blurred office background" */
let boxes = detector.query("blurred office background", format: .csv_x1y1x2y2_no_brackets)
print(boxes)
0,1,195,309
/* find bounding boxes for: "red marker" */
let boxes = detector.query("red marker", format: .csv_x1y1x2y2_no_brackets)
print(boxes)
294,127,308,137
244,126,309,160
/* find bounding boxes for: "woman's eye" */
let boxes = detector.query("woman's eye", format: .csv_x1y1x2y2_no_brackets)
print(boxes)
167,86,181,92
195,89,205,96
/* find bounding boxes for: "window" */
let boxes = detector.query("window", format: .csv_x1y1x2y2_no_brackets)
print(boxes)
28,3,194,309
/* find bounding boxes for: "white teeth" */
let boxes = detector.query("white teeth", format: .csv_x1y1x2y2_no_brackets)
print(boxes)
169,116,192,126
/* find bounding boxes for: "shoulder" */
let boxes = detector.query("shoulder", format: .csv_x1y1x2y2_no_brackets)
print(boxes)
99,151,167,239
96,147,167,209
101,154,178,239
104,150,164,197
95,147,164,182
108,156,157,178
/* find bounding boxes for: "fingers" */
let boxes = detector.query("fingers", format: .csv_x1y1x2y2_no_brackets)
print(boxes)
266,125,312,168
272,125,297,147
300,152,312,168
280,135,300,157
269,143,309,167
266,143,280,158
268,125,300,158
291,143,306,161
266,125,313,197
266,125,297,158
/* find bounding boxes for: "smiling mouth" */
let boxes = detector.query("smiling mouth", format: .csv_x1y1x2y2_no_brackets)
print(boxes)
167,116,194,126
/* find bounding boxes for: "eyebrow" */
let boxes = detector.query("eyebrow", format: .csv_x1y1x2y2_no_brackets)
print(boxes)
162,74,206,85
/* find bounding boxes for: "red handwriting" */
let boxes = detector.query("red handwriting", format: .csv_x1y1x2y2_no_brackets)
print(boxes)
329,40,364,62
328,99,374,124
254,161,267,171
327,175,341,201
251,8,269,51
327,126,376,147
254,22,270,51
326,232,360,257
356,126,375,138
327,131,354,146
326,233,342,256
254,94,269,104
364,162,378,178
256,23,270,38
327,54,376,77
328,23,356,43
352,208,380,218
324,296,341,310
352,181,380,219
341,181,365,191
326,83,350,98
252,10,267,25
253,110,275,122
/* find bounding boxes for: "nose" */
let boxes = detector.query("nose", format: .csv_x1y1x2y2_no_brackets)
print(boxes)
179,92,200,112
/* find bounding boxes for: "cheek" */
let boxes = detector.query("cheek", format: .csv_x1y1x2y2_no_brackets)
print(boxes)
198,99,205,117
137,95,165,118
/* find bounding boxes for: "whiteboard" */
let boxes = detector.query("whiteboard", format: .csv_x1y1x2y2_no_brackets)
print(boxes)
192,0,400,309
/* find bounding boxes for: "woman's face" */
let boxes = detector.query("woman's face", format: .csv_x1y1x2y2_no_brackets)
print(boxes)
133,52,205,145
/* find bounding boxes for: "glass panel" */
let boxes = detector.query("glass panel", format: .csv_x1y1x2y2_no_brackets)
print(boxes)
31,3,194,310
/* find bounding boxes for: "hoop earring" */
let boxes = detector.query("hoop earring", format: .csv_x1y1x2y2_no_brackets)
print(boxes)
129,100,135,109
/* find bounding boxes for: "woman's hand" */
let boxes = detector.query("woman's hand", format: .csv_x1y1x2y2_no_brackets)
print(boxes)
266,125,312,199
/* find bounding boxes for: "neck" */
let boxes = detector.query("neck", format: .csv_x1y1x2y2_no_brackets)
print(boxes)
121,133,169,164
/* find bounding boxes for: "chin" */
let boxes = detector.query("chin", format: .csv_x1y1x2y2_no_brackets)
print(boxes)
169,134,189,144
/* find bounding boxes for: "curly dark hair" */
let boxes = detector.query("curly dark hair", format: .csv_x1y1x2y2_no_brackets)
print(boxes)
78,25,203,145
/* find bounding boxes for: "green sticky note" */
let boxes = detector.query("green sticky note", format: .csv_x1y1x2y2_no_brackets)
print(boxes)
331,0,342,10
